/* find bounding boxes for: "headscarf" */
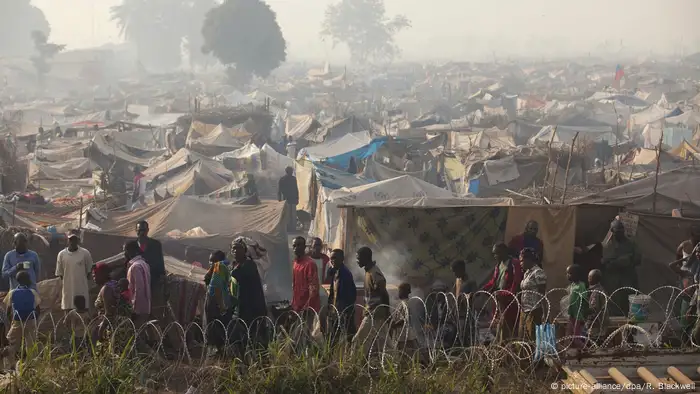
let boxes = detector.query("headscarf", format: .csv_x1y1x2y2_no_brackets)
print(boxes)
231,236,269,279
520,247,539,264
92,262,110,281
230,236,267,260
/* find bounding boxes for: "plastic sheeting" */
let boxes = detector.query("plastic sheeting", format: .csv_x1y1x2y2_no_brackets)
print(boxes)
344,205,508,290
29,157,94,180
310,175,459,248
143,148,232,181
573,166,700,216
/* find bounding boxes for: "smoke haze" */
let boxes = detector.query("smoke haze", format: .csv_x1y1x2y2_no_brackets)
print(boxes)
31,0,700,62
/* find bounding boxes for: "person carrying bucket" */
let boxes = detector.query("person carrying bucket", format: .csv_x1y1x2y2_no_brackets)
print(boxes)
601,220,641,317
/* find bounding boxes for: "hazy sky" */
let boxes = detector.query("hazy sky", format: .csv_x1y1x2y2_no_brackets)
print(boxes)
32,0,700,61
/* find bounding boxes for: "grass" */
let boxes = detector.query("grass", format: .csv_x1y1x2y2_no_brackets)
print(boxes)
0,330,556,394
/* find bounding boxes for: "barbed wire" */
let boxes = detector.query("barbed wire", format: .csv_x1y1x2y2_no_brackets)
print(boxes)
1,285,696,392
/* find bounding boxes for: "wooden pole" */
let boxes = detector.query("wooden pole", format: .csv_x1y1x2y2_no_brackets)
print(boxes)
651,127,664,213
560,132,579,203
79,196,83,229
12,199,16,225
549,151,561,201
541,125,557,203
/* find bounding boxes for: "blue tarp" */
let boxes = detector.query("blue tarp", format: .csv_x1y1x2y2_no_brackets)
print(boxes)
319,137,387,170
311,162,372,190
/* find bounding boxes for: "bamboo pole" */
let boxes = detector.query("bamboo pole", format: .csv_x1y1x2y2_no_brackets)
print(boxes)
549,151,561,201
651,127,665,213
541,125,557,203
561,132,579,203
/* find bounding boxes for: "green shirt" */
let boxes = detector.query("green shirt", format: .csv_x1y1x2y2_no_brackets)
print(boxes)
568,281,588,321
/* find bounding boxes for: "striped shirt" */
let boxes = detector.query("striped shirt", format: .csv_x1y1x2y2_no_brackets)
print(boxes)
127,256,152,315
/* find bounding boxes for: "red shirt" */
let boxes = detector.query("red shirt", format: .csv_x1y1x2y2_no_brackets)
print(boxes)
292,256,320,313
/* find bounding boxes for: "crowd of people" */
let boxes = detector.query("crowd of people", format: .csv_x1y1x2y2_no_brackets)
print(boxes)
0,212,699,368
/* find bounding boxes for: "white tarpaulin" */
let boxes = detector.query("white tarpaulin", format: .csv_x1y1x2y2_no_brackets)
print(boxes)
300,131,371,161
310,175,459,248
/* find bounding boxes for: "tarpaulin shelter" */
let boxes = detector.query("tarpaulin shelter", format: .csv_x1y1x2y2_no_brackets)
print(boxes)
152,161,230,199
572,166,700,217
299,131,387,170
29,157,94,181
451,128,516,151
143,148,232,181
95,196,293,300
186,121,251,156
36,141,90,162
337,198,515,291
310,174,461,248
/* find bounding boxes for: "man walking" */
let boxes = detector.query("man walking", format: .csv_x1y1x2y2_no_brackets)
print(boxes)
278,166,299,232
55,230,93,313
353,246,390,356
292,237,320,332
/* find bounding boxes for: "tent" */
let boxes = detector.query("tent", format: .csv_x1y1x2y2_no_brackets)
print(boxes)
143,148,232,181
299,131,389,171
152,161,230,199
95,196,292,299
186,121,251,156
29,157,94,180
310,175,461,248
451,128,516,151
572,166,700,217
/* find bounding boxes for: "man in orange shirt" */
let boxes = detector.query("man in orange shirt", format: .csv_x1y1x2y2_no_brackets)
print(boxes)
292,236,320,331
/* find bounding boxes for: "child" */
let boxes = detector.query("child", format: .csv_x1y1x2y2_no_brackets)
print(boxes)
566,264,588,350
585,269,609,346
117,278,133,316
2,271,41,368
67,295,90,346
391,283,418,356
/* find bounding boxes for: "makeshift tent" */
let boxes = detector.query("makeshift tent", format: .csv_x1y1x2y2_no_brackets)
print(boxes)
96,196,292,299
529,124,613,146
129,113,186,128
303,116,370,143
36,141,90,162
90,130,164,168
286,115,321,139
451,128,516,151
310,175,460,248
215,142,262,172
152,161,230,199
186,121,251,156
629,105,682,128
299,131,387,170
671,140,700,160
340,201,510,290
29,157,94,180
572,166,700,217
143,148,232,181
363,155,440,185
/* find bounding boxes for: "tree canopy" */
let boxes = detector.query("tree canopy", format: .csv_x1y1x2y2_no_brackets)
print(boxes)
0,0,50,58
31,31,65,88
321,0,410,64
110,0,218,71
201,0,286,84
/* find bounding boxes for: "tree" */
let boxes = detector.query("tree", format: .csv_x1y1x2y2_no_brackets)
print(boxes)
321,0,410,64
0,0,50,58
30,31,65,88
184,0,219,69
201,0,286,85
111,0,188,71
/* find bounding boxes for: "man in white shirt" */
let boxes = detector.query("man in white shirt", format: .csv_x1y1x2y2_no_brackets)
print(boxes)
55,231,93,312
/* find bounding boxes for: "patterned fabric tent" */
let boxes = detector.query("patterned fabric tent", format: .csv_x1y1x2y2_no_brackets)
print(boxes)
347,205,508,289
